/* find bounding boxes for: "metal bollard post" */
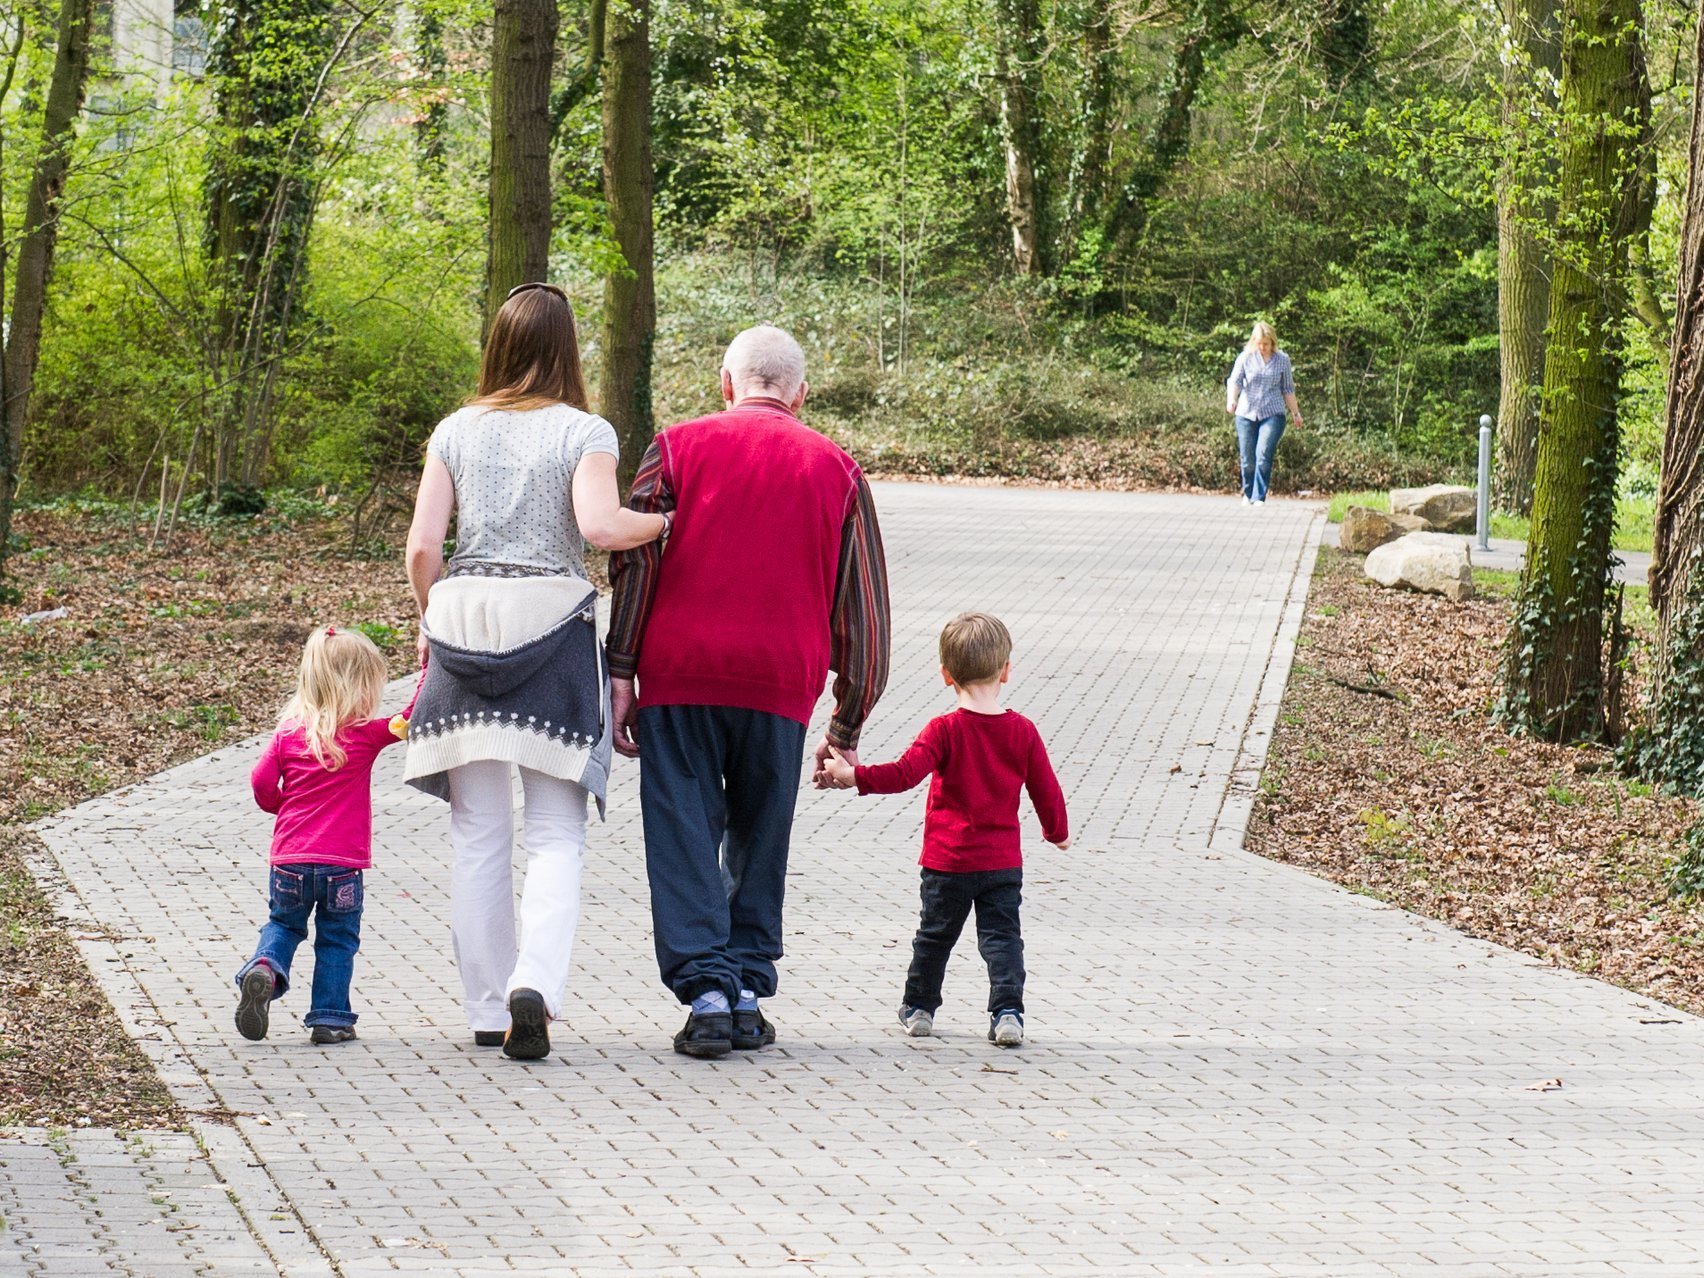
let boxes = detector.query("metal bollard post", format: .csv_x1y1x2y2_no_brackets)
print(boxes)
1476,414,1493,552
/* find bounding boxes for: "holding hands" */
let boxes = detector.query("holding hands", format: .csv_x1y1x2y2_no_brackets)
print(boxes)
818,745,857,790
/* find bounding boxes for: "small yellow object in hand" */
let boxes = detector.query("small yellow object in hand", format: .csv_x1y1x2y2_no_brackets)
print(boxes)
389,714,409,740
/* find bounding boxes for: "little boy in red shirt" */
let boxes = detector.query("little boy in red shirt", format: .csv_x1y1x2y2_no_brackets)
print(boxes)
822,611,1069,1047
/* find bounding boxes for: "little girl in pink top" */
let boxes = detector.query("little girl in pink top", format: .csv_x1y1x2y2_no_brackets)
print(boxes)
235,627,400,1045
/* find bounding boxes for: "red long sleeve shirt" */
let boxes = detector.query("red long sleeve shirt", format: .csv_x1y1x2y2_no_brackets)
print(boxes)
855,708,1068,873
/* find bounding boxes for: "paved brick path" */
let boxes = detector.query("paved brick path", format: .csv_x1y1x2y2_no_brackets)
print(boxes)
15,484,1704,1275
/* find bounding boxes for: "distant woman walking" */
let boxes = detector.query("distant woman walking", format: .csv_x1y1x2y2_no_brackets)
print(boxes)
1224,322,1303,507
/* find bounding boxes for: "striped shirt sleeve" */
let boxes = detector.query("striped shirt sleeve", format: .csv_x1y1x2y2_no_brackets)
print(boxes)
827,477,892,749
606,438,673,680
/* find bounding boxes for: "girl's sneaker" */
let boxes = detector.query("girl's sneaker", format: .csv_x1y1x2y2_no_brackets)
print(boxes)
989,1010,1024,1047
235,966,274,1041
897,1005,934,1037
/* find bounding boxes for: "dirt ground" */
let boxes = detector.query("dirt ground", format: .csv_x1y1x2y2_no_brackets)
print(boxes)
1250,548,1704,1015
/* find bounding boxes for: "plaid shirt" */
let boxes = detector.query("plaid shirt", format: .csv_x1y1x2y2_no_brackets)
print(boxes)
607,408,891,750
1226,348,1295,421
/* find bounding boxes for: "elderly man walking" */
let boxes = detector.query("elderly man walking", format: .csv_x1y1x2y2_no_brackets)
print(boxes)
607,325,891,1058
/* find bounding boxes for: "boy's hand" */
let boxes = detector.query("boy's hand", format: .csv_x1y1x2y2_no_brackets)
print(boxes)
820,746,857,790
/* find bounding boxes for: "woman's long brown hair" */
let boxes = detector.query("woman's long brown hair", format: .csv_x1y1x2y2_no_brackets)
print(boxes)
468,286,590,412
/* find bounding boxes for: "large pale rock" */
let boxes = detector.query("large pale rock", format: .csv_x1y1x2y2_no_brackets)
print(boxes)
1389,484,1477,532
1364,531,1474,601
1339,505,1427,553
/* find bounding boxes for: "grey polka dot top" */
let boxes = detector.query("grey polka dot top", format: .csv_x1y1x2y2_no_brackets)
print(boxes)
427,403,620,580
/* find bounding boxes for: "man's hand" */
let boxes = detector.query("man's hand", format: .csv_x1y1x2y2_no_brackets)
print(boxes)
820,746,857,790
1051,836,1072,850
611,678,640,758
813,736,856,788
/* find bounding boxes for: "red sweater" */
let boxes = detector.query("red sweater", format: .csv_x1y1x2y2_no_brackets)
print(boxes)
856,708,1069,873
632,405,865,726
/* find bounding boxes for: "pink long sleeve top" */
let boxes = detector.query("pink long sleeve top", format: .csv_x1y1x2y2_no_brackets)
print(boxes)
250,719,399,869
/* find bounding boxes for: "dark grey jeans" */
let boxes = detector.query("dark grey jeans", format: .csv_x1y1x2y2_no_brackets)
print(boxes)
903,867,1025,1016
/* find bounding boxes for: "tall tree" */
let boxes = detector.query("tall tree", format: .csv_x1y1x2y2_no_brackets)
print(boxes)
1493,0,1561,517
0,0,96,578
486,0,558,324
1636,0,1704,792
1102,0,1240,261
601,0,654,486
1059,0,1113,260
1498,0,1649,742
1316,0,1373,90
993,0,1046,275
204,0,337,489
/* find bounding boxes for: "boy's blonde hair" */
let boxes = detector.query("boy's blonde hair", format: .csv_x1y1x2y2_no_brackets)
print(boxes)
939,612,1012,686
282,626,387,770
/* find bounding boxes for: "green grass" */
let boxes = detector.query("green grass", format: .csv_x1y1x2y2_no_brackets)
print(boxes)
1328,489,1654,554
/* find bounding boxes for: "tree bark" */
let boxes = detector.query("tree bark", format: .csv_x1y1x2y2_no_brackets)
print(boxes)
0,0,96,578
1641,0,1704,785
1493,0,1560,517
1499,0,1648,742
1316,0,1373,89
1059,0,1112,260
600,0,654,489
994,0,1045,276
204,0,336,489
486,0,558,327
1103,0,1239,261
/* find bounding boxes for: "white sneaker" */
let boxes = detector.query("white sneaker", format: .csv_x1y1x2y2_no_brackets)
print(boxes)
1252,500,1266,510
989,1011,1024,1048
897,1005,934,1037
1241,496,1252,507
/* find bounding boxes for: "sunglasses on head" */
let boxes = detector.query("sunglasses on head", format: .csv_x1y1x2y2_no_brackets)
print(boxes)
507,281,568,302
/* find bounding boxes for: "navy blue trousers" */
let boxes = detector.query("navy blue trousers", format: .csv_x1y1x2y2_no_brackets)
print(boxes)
638,705,807,1004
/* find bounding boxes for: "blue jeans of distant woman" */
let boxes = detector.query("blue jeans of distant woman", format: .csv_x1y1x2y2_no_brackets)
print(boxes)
1235,413,1286,503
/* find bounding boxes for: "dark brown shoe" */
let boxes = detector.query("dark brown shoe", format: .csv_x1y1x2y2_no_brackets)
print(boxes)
503,989,550,1060
731,1009,775,1050
672,1010,732,1058
473,1030,506,1047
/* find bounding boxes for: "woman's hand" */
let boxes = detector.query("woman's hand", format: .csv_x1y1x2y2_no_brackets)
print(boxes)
416,625,429,669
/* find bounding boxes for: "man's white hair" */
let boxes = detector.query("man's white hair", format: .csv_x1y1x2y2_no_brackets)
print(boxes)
722,324,806,400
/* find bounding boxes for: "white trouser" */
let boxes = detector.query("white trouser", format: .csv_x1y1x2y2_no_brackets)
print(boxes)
446,760,588,1030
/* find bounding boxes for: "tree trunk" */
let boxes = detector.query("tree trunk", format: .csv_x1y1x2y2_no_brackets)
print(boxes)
1103,0,1240,261
993,0,1044,276
1499,0,1648,742
1493,0,1561,516
1317,0,1373,89
204,0,335,490
486,0,558,327
416,5,448,173
0,0,96,578
600,0,654,488
1059,0,1112,260
1638,0,1704,790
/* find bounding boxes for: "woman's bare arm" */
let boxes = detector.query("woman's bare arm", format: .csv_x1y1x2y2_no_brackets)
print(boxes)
406,454,454,615
572,452,667,550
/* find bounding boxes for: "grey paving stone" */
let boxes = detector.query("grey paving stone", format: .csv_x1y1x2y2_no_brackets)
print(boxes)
20,485,1704,1274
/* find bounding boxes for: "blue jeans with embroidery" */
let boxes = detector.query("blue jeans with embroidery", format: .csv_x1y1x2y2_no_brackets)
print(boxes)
1235,413,1287,502
235,863,364,1028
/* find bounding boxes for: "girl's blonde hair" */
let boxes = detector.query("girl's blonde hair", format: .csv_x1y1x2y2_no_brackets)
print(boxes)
1246,321,1278,352
282,627,388,770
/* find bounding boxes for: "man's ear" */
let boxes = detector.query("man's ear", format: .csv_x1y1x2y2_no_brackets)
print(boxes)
720,368,735,405
790,380,809,413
